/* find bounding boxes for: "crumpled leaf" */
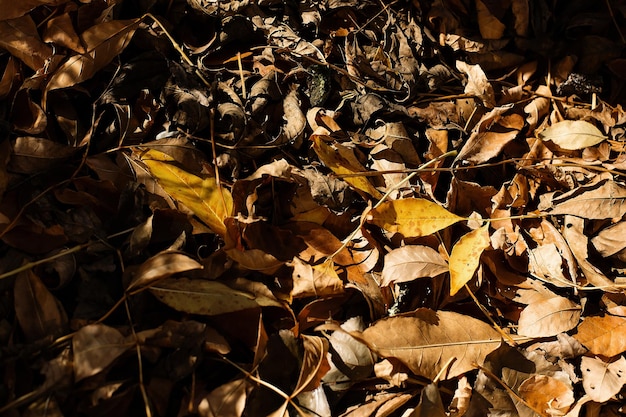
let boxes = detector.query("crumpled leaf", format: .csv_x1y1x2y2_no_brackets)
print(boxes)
449,224,490,295
580,356,626,402
141,149,233,237
149,278,283,315
312,134,383,200
381,245,448,286
366,198,464,238
360,309,501,380
539,120,606,150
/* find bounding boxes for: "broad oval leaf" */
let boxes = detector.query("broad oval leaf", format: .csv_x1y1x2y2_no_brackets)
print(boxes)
361,309,500,380
539,120,606,150
449,225,490,295
149,278,283,315
381,245,448,286
366,198,464,238
127,251,203,291
517,295,581,337
73,324,132,381
142,151,233,237
574,315,626,357
581,356,626,403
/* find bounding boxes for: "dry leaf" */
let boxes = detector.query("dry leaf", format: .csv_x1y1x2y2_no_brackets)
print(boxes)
518,374,575,415
539,120,606,150
73,324,132,381
126,251,203,291
548,180,626,220
142,150,233,237
517,291,581,337
361,309,501,380
381,245,448,287
580,356,626,402
574,315,626,357
366,198,464,238
149,278,283,315
449,224,490,295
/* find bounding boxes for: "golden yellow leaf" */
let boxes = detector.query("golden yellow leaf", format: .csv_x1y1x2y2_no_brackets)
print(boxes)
312,135,383,200
366,198,464,238
449,225,490,295
141,150,233,237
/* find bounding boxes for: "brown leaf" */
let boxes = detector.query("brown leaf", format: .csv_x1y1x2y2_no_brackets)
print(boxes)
580,356,626,402
45,19,141,95
73,324,132,381
0,15,53,70
149,278,283,315
517,290,581,338
547,180,626,220
518,374,575,415
0,0,68,20
43,13,85,54
14,270,68,342
10,137,77,174
126,251,203,291
290,258,344,299
381,245,448,287
361,309,501,380
574,315,626,357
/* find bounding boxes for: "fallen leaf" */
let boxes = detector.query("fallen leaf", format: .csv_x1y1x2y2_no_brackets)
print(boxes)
366,198,464,238
539,120,606,150
574,315,626,357
580,356,626,402
149,278,283,315
449,224,490,295
518,374,575,416
547,180,626,220
517,290,581,337
361,309,501,380
142,150,233,237
126,251,203,291
381,245,448,287
73,324,132,381
0,15,53,70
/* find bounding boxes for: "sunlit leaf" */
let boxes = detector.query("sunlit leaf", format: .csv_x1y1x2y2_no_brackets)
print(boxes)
449,224,490,295
574,315,626,357
312,135,383,200
142,150,233,237
361,309,500,380
149,278,283,315
539,120,606,150
366,198,464,237
381,245,448,286
581,356,626,403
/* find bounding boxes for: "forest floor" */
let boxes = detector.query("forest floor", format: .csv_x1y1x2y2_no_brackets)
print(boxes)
2,0,626,416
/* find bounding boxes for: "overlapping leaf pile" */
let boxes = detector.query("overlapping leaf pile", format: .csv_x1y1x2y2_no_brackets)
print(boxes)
2,0,626,416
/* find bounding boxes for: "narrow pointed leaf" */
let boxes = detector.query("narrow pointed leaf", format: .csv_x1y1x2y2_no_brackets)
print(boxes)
449,225,490,295
366,198,464,237
127,251,203,291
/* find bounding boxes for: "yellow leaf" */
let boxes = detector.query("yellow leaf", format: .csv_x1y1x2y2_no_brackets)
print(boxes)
141,150,233,237
312,135,383,199
449,225,490,295
366,198,464,237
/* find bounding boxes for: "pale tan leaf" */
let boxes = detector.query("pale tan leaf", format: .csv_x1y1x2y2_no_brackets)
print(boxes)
580,356,626,402
381,245,448,286
517,293,581,337
14,270,68,342
592,220,626,257
149,278,283,315
366,198,464,238
290,258,344,299
360,309,500,380
73,324,132,381
126,251,203,291
449,225,490,295
548,180,626,219
574,315,626,357
528,243,572,288
198,378,252,417
539,120,606,150
456,60,495,107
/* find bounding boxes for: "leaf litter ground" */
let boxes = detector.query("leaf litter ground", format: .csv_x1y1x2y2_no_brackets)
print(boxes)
1,1,626,416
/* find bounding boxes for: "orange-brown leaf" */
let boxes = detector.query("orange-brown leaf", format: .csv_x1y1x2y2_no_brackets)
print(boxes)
574,315,626,357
